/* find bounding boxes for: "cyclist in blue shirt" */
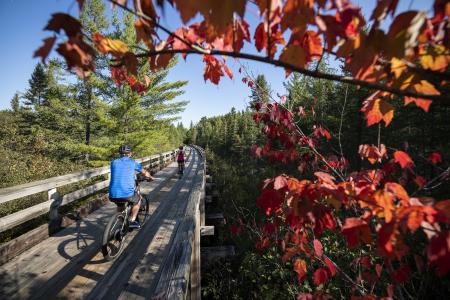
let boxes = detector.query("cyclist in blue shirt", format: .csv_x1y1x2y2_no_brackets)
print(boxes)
109,144,154,229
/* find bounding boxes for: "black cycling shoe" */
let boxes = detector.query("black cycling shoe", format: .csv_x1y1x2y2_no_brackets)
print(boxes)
129,220,141,229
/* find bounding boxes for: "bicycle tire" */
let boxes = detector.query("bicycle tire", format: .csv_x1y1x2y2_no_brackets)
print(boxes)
137,195,150,225
102,212,126,260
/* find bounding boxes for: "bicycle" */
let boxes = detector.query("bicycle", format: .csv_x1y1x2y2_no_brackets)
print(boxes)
101,175,151,260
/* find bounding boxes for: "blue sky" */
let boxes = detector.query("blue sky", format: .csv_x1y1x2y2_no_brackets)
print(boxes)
0,0,431,126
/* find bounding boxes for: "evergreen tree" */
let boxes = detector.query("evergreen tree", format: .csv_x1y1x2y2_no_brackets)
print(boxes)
24,63,48,107
249,74,270,108
10,92,20,112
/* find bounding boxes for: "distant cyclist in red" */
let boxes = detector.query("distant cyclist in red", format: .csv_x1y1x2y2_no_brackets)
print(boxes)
177,146,185,174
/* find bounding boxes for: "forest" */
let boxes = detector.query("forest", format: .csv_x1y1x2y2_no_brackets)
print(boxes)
0,0,187,189
1,0,450,299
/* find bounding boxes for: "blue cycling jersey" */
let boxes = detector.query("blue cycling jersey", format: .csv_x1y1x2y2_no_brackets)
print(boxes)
109,156,142,198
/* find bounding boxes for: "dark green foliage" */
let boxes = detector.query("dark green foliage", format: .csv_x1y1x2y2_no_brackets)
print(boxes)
10,93,20,112
23,63,48,107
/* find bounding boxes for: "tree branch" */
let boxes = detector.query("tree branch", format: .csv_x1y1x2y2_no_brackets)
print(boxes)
136,48,449,103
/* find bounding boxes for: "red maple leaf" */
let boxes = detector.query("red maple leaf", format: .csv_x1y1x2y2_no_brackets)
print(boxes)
393,151,414,169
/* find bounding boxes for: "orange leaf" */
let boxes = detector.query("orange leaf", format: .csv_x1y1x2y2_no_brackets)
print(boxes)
279,44,307,72
293,258,308,282
92,33,129,58
34,36,56,64
373,190,395,222
135,18,155,48
384,182,409,207
361,92,394,127
394,150,414,169
413,80,440,96
419,45,449,71
404,97,432,112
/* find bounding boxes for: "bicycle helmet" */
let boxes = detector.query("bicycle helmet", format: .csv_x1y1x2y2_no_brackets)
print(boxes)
119,144,132,154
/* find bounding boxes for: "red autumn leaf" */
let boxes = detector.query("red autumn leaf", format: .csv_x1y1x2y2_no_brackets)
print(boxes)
428,152,442,165
313,126,331,140
377,221,396,256
434,200,450,221
313,204,336,235
220,60,233,79
313,239,323,257
427,231,450,276
341,218,372,248
375,263,383,278
336,6,366,38
415,175,426,188
394,150,414,169
56,39,95,77
256,188,283,216
392,265,411,283
203,55,224,84
34,36,56,64
293,258,308,283
232,18,251,52
254,22,267,53
45,13,82,37
313,267,329,286
324,257,337,276
231,224,242,234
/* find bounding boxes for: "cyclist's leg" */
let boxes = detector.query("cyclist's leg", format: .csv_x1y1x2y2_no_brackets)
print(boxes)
129,194,141,222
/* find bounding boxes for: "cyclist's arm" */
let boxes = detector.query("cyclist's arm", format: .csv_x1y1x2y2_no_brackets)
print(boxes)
141,168,154,180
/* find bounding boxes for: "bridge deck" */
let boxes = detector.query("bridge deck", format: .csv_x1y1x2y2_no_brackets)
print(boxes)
0,151,200,300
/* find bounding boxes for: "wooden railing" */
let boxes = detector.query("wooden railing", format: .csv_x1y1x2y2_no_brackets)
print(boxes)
0,150,177,234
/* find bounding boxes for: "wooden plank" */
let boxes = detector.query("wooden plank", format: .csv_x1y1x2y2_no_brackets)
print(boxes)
200,226,214,236
191,202,201,299
152,151,204,299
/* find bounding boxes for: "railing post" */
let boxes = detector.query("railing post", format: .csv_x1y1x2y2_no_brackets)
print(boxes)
48,188,62,234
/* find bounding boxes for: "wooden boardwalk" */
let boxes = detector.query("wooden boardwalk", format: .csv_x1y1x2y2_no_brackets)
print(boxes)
0,150,203,300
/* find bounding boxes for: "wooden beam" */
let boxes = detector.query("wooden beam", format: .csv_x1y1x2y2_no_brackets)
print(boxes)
200,226,214,236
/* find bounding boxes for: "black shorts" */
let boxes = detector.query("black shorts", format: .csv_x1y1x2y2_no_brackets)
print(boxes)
177,160,184,163
110,194,140,208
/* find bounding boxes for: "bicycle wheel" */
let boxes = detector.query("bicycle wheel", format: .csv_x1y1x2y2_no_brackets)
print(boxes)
102,212,126,260
137,195,149,225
